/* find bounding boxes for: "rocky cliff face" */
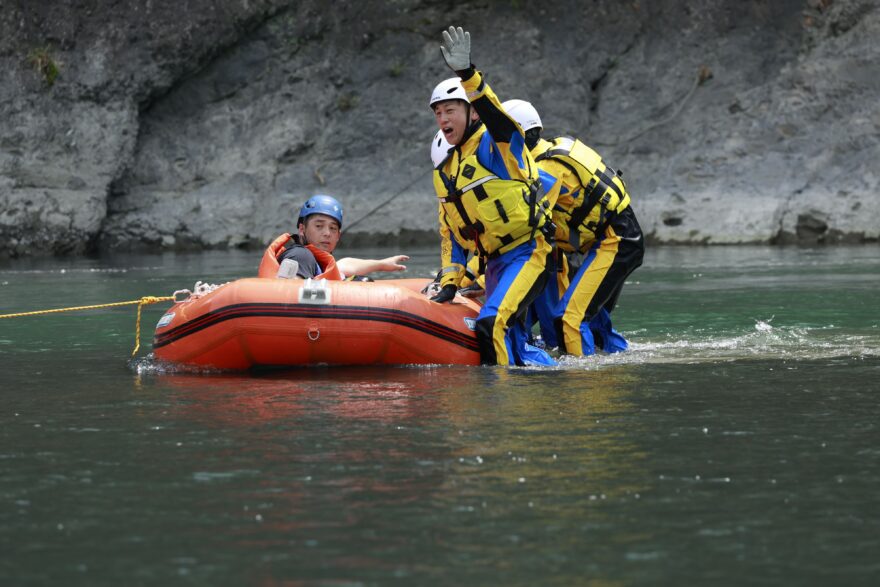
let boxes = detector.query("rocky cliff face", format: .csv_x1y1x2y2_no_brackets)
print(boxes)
1,0,878,257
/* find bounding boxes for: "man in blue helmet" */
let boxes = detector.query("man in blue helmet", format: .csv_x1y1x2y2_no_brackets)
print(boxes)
260,195,409,280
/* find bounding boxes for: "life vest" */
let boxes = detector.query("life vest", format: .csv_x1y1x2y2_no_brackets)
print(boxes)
257,233,342,280
433,132,550,259
534,136,631,251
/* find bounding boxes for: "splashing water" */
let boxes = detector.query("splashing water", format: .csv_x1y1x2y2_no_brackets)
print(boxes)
550,321,880,369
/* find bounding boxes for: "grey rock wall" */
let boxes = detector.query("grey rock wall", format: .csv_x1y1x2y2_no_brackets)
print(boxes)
1,0,878,257
0,0,287,255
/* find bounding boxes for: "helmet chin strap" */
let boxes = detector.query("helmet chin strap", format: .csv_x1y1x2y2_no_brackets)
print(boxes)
524,128,541,151
459,103,482,145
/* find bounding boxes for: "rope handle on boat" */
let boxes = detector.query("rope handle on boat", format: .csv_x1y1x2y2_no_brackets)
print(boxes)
0,295,175,357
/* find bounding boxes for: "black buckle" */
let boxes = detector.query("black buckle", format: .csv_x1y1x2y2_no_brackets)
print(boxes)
460,221,484,240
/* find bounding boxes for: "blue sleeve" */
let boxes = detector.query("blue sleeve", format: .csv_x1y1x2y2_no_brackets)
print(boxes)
450,233,468,267
538,168,558,195
476,133,512,180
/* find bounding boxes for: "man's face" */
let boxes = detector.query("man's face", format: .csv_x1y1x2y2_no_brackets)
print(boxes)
433,99,475,146
299,214,341,253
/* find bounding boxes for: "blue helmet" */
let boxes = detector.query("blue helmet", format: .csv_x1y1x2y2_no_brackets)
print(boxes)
298,194,344,228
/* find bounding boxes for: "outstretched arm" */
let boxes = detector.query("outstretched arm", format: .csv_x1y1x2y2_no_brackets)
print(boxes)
336,255,409,276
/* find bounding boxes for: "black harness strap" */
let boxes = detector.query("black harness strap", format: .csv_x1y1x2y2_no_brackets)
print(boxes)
439,170,488,256
540,153,623,242
494,200,509,223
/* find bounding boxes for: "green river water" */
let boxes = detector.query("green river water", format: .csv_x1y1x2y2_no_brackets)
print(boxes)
1,245,878,585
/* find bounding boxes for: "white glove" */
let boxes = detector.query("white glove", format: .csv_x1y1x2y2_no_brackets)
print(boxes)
440,26,471,71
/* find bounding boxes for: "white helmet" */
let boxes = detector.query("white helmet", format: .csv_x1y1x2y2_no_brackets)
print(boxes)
502,99,542,131
430,130,453,167
429,77,469,108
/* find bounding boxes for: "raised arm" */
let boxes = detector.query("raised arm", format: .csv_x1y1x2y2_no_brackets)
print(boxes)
440,26,531,181
336,255,409,277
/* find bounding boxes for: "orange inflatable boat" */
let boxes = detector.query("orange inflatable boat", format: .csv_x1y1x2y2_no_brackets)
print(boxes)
152,278,481,369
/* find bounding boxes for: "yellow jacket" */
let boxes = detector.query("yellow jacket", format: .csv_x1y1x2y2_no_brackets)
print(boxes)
533,136,631,253
433,70,548,287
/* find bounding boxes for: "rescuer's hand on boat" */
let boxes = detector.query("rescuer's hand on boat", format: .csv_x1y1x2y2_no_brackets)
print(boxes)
430,284,457,303
441,26,471,71
458,284,485,299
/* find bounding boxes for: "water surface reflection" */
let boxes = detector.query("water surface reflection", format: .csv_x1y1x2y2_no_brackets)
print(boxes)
136,366,651,583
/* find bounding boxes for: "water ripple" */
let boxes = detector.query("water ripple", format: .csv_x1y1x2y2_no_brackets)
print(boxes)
555,322,880,368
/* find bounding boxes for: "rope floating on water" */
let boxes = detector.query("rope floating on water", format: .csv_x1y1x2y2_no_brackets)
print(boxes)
0,295,174,357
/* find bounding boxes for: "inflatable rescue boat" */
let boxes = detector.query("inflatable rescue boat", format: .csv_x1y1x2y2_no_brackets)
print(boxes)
152,277,481,369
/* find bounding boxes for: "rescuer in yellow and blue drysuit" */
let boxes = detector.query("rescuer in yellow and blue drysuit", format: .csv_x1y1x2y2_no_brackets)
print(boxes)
430,129,485,299
503,99,644,356
429,27,555,366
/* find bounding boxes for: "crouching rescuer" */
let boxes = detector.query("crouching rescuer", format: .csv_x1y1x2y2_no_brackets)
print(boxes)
502,100,645,356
